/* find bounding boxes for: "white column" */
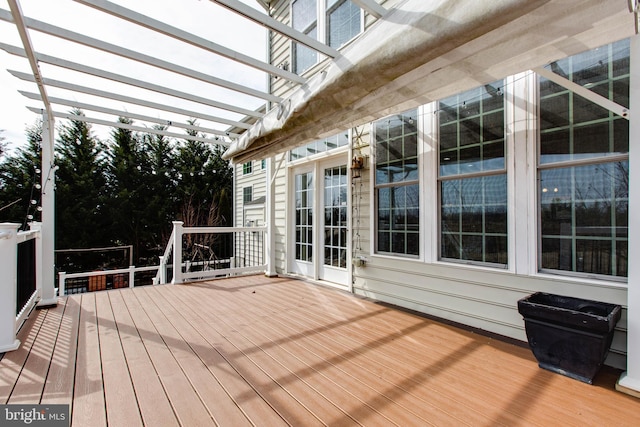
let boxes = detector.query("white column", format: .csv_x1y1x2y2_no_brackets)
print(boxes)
0,223,21,352
38,112,57,307
171,221,184,284
265,156,277,277
618,34,640,397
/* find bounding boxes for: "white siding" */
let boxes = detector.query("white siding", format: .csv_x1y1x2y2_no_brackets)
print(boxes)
242,0,630,370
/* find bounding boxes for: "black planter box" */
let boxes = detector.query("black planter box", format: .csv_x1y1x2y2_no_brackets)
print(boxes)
517,292,621,384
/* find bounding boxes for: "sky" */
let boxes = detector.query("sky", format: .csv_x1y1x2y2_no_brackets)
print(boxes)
0,0,267,153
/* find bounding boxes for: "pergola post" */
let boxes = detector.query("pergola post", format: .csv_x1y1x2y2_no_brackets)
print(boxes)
37,111,57,307
618,34,640,398
265,156,277,277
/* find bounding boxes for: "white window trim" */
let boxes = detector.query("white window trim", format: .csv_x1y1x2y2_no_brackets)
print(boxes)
290,0,365,75
369,109,422,260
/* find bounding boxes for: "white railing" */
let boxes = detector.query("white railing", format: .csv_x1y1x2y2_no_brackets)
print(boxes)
0,222,42,353
155,221,267,284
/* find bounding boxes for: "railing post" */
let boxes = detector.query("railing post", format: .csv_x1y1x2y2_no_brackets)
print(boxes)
171,221,184,284
58,272,66,296
158,255,165,284
30,221,44,302
0,223,21,352
129,266,135,288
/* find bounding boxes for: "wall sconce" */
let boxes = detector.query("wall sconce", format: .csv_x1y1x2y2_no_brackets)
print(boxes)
351,155,367,179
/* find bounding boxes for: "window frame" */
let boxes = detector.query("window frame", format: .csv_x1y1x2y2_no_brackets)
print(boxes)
373,109,421,258
291,0,363,74
242,186,253,203
242,161,253,175
535,40,630,281
436,80,509,268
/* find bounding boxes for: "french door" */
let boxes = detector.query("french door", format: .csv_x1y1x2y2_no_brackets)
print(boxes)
291,158,349,287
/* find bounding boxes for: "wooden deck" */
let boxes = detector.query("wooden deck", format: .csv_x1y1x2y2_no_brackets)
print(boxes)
1,275,639,426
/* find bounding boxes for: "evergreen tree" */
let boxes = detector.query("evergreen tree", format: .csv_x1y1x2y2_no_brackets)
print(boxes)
105,117,149,263
55,109,108,250
175,122,217,227
141,125,177,257
0,123,43,227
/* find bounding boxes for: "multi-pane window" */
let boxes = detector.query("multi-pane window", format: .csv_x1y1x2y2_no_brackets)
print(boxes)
242,161,252,175
538,40,629,278
242,186,253,203
290,132,349,161
327,0,360,49
324,166,348,268
292,0,361,74
292,0,317,74
295,172,314,262
375,110,419,256
438,81,507,265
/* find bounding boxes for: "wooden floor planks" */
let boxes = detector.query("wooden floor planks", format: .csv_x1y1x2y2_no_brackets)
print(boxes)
1,275,639,426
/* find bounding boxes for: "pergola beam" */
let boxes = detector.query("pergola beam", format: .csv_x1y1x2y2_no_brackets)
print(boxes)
351,0,387,19
10,70,253,130
29,107,231,146
0,8,281,103
0,42,264,118
20,91,241,138
211,0,340,58
6,1,52,125
73,0,305,84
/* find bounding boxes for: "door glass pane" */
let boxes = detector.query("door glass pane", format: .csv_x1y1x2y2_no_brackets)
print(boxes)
295,171,314,262
324,166,348,268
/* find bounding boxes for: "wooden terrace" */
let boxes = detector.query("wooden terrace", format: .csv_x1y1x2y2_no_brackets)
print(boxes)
1,275,639,426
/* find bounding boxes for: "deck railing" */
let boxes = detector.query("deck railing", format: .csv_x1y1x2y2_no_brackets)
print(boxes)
58,265,160,296
154,221,267,284
0,223,42,352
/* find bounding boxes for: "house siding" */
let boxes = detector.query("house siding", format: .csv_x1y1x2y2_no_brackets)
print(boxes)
240,0,629,370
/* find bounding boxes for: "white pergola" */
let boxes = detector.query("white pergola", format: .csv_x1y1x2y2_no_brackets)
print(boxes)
0,0,384,292
3,0,640,398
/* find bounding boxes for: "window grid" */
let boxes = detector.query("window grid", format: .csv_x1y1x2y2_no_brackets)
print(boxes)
324,166,348,268
242,161,252,175
242,186,253,203
538,40,629,278
295,172,314,262
374,110,419,256
438,80,507,266
292,0,361,74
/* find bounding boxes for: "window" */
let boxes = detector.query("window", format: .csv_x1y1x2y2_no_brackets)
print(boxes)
374,110,419,256
261,159,266,169
292,0,361,74
242,186,253,203
438,81,508,265
243,161,252,175
327,0,360,49
292,0,317,74
538,40,629,278
290,132,349,161
295,172,314,262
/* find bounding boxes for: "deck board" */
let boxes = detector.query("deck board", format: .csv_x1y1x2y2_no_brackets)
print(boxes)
95,291,143,427
122,286,215,426
1,275,639,426
8,299,65,404
41,295,80,405
72,293,107,427
107,289,179,427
